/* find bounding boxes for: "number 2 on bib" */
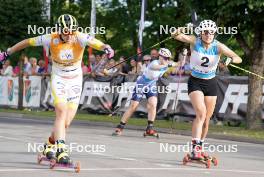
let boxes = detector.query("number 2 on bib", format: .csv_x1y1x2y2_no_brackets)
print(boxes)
201,57,209,67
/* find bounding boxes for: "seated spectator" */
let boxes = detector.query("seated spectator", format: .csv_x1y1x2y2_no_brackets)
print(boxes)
38,59,46,75
29,57,39,75
1,60,13,76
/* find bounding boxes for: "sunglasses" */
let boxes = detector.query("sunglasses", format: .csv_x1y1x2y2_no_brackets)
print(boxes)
201,30,215,35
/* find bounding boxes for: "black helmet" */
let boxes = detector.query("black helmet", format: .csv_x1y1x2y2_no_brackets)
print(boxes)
57,14,78,33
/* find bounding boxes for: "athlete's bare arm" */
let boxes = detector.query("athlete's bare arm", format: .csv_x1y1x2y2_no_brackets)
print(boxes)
171,27,196,45
218,42,242,63
6,39,31,55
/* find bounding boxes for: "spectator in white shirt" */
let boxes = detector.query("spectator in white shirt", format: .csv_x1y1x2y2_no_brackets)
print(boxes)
1,60,13,76
29,57,39,75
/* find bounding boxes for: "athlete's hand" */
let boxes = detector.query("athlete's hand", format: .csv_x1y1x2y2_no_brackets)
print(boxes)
167,61,176,68
223,57,233,66
104,45,114,59
0,50,9,63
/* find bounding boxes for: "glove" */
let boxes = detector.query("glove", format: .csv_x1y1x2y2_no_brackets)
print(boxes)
0,51,9,63
223,57,233,66
168,61,176,68
104,45,114,59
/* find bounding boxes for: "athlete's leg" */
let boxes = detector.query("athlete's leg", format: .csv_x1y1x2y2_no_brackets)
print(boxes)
189,91,207,159
145,96,159,136
146,96,158,122
120,100,140,123
201,96,217,140
65,75,82,129
53,103,68,140
189,91,207,139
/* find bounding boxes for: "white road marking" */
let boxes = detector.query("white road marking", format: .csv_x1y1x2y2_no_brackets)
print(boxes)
0,167,263,174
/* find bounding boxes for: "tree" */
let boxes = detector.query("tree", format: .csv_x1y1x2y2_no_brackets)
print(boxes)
193,0,264,129
0,0,48,63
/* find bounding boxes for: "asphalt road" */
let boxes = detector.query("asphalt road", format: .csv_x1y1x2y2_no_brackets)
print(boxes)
0,115,263,177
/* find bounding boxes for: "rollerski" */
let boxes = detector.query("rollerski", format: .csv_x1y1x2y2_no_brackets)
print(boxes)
112,124,124,136
183,142,217,168
183,153,218,168
143,126,159,139
49,158,81,173
49,141,80,173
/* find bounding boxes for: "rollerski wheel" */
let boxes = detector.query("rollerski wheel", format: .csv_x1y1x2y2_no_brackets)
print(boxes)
74,161,81,173
182,154,191,165
37,153,50,164
143,131,159,139
37,153,43,164
112,129,122,136
183,153,212,168
203,154,218,166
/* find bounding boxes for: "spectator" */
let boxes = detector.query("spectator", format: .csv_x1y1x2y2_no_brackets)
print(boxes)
95,54,101,64
38,59,46,75
128,58,141,74
118,56,130,75
47,56,52,74
176,48,191,75
128,59,137,74
89,54,97,72
150,49,159,60
217,61,231,76
1,60,13,76
141,55,151,73
23,55,31,76
13,65,20,77
29,57,39,75
82,61,91,75
93,54,108,77
106,59,118,76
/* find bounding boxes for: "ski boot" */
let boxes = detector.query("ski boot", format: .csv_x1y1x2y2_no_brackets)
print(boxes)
49,141,80,173
37,140,56,164
143,126,159,139
112,124,124,136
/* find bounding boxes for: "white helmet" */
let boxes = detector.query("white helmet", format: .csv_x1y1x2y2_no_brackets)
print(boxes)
197,20,217,34
159,48,172,59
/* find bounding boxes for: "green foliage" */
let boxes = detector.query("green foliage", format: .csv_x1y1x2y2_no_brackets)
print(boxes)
0,0,262,72
0,0,48,65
